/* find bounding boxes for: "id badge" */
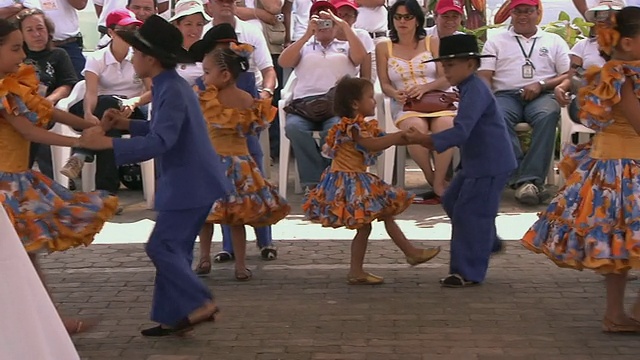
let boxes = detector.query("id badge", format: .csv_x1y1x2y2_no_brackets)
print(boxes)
522,63,534,79
41,0,58,10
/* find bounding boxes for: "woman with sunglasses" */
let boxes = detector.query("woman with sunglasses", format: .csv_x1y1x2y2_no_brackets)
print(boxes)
554,0,624,124
376,0,455,205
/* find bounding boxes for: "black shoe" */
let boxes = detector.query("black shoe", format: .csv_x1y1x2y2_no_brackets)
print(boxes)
260,246,278,261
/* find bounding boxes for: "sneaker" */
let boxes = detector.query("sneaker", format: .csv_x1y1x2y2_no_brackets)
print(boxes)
260,246,278,261
60,156,85,179
515,183,540,205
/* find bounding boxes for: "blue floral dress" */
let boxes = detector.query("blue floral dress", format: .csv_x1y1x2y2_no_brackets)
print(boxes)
0,65,118,253
303,116,413,229
521,60,640,274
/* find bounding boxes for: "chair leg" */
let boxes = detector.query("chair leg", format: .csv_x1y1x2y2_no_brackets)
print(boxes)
382,146,395,184
278,134,290,199
259,130,271,180
293,159,303,194
141,160,155,209
51,145,70,188
81,162,96,192
396,146,406,187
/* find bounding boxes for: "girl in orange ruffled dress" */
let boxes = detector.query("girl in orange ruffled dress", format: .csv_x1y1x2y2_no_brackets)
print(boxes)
303,76,441,285
0,19,118,333
521,7,640,333
198,43,289,281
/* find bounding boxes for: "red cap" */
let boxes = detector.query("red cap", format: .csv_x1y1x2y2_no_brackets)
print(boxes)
106,9,143,28
330,0,358,11
310,0,337,15
435,0,463,15
509,0,540,10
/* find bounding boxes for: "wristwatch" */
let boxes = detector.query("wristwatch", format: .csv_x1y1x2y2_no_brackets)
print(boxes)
538,80,546,90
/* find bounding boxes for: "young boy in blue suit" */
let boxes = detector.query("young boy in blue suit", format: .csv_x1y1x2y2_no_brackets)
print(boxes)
406,34,517,288
79,15,229,335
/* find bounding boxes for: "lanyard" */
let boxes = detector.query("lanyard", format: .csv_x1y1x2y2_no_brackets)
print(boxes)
516,37,537,65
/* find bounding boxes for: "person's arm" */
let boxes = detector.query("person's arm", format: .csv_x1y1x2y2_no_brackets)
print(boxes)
66,0,88,10
94,0,104,18
0,4,24,19
571,0,588,17
52,108,98,129
521,38,571,101
321,11,366,66
619,78,640,136
236,7,277,25
477,38,498,89
259,0,284,14
375,41,406,103
354,129,406,152
0,110,80,147
279,17,315,68
282,0,293,47
359,53,372,80
46,85,72,105
80,93,187,165
407,38,451,98
428,81,489,151
355,0,385,7
83,71,100,119
259,67,277,100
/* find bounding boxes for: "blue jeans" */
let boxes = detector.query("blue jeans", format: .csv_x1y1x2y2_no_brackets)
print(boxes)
220,133,272,254
284,113,340,188
495,91,560,187
57,41,86,80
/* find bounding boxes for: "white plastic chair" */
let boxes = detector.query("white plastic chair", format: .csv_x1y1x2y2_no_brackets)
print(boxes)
373,80,396,184
277,71,299,198
557,105,593,187
50,81,156,209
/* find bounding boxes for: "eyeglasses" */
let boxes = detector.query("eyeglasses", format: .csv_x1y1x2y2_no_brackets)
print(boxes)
594,11,612,22
393,13,415,21
510,7,537,16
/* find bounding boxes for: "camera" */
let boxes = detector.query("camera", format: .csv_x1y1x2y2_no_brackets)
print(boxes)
317,19,333,29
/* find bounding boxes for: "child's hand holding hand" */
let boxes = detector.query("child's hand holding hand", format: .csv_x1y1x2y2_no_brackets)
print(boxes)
402,127,433,149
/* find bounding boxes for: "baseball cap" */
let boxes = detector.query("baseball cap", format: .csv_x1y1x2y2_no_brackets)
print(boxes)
310,0,337,15
509,0,540,9
106,9,143,28
330,0,358,11
435,0,464,15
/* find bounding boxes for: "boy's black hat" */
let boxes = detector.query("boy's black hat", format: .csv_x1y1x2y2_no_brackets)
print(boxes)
424,34,495,63
189,23,239,62
117,15,193,63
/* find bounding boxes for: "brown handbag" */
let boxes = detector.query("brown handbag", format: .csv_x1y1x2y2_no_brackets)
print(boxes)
284,87,337,123
403,90,459,113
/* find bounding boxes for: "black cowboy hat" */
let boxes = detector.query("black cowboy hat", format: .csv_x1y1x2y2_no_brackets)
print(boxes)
189,23,238,62
116,15,193,64
424,34,495,63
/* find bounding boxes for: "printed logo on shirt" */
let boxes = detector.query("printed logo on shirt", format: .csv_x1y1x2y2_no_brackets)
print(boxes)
539,47,549,57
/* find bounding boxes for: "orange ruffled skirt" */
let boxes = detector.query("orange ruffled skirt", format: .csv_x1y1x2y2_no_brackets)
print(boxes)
208,154,290,227
303,169,413,230
0,170,118,253
521,142,640,274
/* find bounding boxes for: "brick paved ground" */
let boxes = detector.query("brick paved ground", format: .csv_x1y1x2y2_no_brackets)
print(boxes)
42,240,640,360
36,160,640,359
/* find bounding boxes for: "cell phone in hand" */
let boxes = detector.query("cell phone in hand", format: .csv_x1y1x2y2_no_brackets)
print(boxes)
317,19,333,29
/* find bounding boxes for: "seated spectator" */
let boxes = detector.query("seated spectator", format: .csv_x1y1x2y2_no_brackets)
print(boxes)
426,0,464,38
330,0,375,80
278,0,366,191
171,0,211,85
62,9,152,207
479,0,570,205
554,0,622,123
376,0,455,203
15,8,78,179
95,0,168,48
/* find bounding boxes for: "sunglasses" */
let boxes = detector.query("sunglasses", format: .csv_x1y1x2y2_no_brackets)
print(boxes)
594,11,612,22
393,13,415,21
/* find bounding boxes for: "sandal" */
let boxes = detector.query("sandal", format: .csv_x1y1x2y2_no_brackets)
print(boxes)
440,274,480,288
260,246,278,261
413,195,441,205
141,306,220,337
347,272,384,285
195,258,211,275
235,268,252,281
406,247,441,266
213,251,234,263
602,317,640,333
66,317,99,335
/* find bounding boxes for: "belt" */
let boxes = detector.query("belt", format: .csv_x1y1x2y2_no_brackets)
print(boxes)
369,31,387,38
53,36,81,46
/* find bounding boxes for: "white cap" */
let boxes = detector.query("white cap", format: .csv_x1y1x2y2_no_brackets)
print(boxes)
585,0,626,22
169,0,212,23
